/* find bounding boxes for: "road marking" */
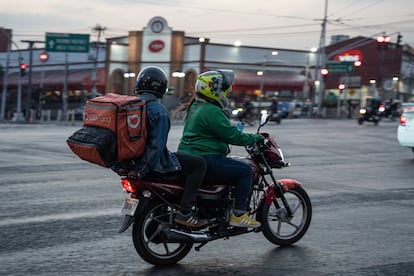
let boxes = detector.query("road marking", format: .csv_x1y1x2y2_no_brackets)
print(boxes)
0,208,119,226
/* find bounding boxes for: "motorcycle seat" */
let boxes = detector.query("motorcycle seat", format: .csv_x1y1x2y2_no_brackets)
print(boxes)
143,171,186,183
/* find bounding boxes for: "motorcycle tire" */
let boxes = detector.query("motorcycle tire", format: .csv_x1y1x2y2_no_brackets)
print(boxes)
132,201,193,265
259,186,312,246
358,118,364,125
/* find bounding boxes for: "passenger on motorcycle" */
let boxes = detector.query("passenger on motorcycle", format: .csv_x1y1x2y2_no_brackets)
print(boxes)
116,66,208,228
178,70,264,228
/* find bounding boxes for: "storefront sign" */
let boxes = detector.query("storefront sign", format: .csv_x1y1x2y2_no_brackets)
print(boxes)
334,49,362,63
148,40,165,52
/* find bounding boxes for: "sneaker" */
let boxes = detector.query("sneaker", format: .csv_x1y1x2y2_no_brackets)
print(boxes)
174,210,209,228
229,212,261,228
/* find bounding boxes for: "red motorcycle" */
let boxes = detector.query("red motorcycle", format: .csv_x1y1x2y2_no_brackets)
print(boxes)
117,116,312,265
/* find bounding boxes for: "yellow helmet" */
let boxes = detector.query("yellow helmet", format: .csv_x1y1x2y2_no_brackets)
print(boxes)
195,70,234,107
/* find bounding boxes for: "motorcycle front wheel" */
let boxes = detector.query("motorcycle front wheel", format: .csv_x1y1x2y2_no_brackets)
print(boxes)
260,186,312,246
132,201,193,265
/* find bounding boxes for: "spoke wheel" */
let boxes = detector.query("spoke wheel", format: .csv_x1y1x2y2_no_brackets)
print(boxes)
132,201,193,265
260,186,312,246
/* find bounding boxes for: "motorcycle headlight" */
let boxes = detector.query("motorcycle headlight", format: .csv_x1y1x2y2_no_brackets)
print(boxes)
360,108,367,115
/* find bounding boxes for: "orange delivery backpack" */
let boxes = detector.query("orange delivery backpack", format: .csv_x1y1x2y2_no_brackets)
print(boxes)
67,93,150,168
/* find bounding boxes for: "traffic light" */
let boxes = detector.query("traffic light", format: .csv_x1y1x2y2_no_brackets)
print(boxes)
376,35,390,50
320,68,329,82
397,34,403,48
20,63,28,77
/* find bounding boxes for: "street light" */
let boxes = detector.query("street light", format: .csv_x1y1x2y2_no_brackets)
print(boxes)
172,71,186,98
259,51,279,96
123,72,136,94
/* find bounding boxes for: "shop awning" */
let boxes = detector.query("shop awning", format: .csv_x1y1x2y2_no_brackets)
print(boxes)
232,70,309,91
1,68,106,89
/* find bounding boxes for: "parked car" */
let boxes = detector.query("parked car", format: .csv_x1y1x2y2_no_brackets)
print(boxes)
401,102,414,113
397,110,414,154
278,101,303,118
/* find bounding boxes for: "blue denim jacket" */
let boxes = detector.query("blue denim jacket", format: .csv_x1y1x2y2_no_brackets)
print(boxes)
132,93,181,177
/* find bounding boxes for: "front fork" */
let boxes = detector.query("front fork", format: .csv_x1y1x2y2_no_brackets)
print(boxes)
263,177,302,218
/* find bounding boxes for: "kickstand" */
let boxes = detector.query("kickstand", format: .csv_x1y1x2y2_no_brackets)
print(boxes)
195,242,208,251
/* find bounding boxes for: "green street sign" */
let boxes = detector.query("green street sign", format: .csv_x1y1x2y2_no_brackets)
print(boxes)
326,61,354,74
45,33,90,53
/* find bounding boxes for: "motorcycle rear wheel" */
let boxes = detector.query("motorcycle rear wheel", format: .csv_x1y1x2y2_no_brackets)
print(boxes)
132,201,193,265
260,186,312,246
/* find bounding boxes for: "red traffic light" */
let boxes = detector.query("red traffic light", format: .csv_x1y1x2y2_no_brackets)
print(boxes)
20,63,28,76
376,36,391,43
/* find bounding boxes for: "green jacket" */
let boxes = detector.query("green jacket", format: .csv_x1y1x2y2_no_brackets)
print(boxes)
178,99,263,156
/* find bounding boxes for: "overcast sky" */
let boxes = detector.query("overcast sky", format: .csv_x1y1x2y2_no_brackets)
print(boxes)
1,0,413,51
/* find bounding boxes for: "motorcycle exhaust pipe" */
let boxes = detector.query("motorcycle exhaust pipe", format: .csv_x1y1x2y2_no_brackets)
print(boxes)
161,228,211,243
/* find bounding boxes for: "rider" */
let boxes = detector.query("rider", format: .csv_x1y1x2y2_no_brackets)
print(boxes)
178,70,263,228
118,66,208,228
269,97,279,118
238,96,255,122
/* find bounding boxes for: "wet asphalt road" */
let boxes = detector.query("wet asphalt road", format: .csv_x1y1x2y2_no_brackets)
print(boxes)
0,118,413,276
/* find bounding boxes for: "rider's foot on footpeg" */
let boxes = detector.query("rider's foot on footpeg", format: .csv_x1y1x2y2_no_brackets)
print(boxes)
175,210,209,228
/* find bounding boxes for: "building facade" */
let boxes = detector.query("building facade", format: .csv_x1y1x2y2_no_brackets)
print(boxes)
1,17,413,121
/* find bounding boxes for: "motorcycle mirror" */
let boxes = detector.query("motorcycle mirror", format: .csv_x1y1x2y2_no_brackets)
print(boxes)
260,110,269,126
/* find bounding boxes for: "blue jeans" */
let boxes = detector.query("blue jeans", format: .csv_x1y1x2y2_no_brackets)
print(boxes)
202,155,254,211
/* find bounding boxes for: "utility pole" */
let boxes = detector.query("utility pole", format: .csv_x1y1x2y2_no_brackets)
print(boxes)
0,28,11,121
315,0,328,116
21,40,44,121
90,24,106,98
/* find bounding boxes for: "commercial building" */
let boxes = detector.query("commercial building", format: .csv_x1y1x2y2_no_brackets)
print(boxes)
1,16,413,121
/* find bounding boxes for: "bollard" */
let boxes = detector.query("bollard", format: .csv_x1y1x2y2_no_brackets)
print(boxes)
29,109,36,123
70,110,75,125
46,110,51,123
56,110,62,122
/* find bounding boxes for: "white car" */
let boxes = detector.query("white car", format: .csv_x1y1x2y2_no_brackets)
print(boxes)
397,110,414,154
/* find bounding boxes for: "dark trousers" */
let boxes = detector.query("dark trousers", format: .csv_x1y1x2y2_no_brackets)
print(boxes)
203,155,254,211
176,153,207,213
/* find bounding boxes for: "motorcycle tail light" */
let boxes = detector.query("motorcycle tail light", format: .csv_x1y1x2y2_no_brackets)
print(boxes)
121,178,136,193
400,115,406,126
379,105,385,112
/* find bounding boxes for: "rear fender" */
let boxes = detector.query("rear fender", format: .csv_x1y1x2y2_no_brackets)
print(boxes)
264,179,302,204
118,196,150,233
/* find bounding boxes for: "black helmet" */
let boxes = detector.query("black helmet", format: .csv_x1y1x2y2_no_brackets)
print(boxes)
134,66,168,98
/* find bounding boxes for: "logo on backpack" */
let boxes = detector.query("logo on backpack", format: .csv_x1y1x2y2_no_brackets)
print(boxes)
127,114,141,129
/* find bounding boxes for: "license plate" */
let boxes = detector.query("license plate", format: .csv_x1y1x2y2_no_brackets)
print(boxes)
121,197,139,216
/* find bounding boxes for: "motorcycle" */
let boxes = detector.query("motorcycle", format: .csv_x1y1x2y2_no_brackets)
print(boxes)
358,105,385,125
269,110,282,124
237,108,258,126
381,101,401,121
117,114,312,265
